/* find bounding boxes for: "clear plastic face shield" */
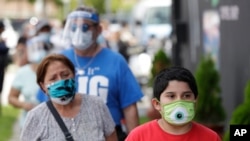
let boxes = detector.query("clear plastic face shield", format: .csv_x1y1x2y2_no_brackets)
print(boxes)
62,11,99,50
26,37,48,63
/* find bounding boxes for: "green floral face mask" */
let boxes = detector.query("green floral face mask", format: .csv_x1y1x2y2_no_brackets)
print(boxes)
159,100,195,125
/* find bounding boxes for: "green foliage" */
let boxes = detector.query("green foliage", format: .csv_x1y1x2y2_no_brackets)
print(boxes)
148,49,171,86
27,0,63,5
244,80,250,102
0,106,20,141
84,0,105,14
28,0,35,3
84,0,136,14
223,81,250,141
194,56,226,124
139,116,150,124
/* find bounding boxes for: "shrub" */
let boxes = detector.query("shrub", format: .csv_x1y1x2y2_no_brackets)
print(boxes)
223,80,250,141
194,56,226,124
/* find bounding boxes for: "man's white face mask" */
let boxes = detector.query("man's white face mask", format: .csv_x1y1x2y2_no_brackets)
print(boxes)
71,24,94,50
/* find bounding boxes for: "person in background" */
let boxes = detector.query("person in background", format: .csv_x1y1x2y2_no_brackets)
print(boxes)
60,5,144,141
13,36,28,67
29,19,55,103
97,19,110,48
50,19,71,53
125,66,221,141
0,21,9,101
20,21,36,39
8,33,50,129
109,30,130,63
20,54,117,141
34,19,54,53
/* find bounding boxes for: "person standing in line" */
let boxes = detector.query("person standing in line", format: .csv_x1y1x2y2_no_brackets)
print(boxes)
60,5,144,141
0,21,9,109
13,36,28,67
20,54,117,141
125,66,221,141
8,31,50,129
34,19,54,53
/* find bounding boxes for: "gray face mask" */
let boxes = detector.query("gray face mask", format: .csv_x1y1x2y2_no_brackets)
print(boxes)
71,28,93,50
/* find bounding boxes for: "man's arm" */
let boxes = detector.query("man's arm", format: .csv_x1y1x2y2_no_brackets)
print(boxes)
123,103,140,133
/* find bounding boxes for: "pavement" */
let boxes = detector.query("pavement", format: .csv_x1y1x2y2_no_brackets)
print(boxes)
1,64,20,141
8,120,21,141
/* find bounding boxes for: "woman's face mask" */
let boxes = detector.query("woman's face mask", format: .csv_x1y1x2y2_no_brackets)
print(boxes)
159,100,195,125
47,78,76,105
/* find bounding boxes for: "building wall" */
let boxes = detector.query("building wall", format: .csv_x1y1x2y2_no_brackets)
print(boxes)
182,0,250,128
0,0,59,19
219,0,250,124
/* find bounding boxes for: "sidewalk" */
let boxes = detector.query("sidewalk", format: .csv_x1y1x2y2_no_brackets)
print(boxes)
8,120,20,141
1,64,21,141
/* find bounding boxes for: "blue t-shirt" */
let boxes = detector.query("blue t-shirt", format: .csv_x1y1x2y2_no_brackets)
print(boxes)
61,47,144,125
36,88,48,103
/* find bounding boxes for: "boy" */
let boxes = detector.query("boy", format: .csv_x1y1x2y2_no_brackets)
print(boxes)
126,66,221,141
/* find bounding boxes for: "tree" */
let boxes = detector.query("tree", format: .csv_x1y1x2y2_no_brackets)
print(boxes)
148,48,171,87
223,80,250,141
194,55,226,137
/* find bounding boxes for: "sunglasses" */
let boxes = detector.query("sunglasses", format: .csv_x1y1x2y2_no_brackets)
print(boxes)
71,23,95,32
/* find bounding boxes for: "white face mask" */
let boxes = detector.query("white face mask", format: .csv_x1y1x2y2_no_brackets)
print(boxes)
71,28,93,50
27,41,47,63
27,50,47,63
38,32,51,43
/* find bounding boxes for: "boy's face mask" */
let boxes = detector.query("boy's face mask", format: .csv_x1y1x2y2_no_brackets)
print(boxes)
158,100,195,125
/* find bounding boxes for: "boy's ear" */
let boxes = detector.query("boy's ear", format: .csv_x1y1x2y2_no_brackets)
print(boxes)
152,98,161,111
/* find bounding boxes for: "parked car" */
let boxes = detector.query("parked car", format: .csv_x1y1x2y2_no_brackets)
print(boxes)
130,0,172,46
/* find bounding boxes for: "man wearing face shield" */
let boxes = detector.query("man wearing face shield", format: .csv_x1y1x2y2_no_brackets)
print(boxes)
61,5,144,141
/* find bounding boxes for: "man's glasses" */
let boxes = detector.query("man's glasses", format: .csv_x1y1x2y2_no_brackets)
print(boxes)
71,23,95,32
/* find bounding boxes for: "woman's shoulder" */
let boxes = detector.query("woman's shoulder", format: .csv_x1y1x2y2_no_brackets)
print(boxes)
28,102,48,116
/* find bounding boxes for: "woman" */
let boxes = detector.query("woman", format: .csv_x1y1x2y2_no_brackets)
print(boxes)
20,54,117,141
8,36,48,128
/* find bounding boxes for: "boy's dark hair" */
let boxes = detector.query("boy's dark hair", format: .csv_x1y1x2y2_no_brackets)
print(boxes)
153,66,198,100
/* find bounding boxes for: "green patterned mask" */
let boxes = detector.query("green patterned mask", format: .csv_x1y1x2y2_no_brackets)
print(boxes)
160,100,195,125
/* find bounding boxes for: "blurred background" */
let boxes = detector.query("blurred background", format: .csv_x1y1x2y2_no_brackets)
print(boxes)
0,0,250,141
